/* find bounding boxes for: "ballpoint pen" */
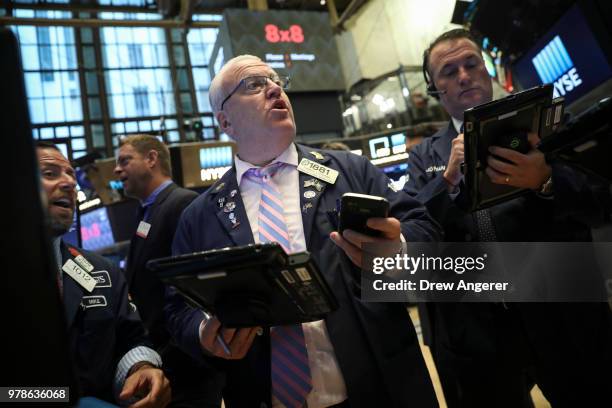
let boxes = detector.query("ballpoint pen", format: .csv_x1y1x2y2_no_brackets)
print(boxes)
202,311,231,356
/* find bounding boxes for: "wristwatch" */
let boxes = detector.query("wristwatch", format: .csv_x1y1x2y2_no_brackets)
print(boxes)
539,176,553,195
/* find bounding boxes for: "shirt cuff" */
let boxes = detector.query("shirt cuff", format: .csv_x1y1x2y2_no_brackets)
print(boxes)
114,346,162,400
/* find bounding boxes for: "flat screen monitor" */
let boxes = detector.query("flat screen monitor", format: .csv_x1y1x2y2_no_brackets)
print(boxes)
170,141,236,188
80,207,116,251
365,132,409,166
513,4,612,104
219,9,345,92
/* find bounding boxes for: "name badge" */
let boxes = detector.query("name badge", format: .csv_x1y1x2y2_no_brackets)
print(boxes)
297,158,338,185
62,259,96,292
90,270,112,288
136,221,151,238
74,254,94,272
81,295,107,309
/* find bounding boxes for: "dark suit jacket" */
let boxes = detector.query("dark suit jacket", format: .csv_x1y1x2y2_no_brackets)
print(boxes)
165,144,442,408
404,122,612,404
126,182,198,347
125,182,223,406
61,242,150,403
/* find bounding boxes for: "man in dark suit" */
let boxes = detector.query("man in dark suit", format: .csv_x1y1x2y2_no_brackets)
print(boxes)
164,54,443,408
37,141,171,407
404,28,612,407
114,135,220,407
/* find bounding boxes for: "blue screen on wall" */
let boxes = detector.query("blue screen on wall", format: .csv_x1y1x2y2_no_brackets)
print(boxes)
513,4,612,104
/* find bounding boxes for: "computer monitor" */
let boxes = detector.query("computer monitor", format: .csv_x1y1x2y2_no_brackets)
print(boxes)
513,3,612,104
170,141,236,188
1,27,78,401
80,207,116,251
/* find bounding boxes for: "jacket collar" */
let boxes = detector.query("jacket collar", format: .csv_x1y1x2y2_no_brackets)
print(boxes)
207,144,334,247
59,241,86,329
295,145,332,245
209,169,255,247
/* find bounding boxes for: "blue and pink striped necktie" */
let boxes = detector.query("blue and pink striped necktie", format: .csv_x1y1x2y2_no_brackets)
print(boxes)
246,162,312,408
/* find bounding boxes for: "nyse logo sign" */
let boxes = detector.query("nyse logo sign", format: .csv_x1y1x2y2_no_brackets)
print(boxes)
532,35,582,98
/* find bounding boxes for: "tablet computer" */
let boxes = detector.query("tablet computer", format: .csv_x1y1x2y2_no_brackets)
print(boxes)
538,97,612,183
463,84,558,210
148,243,339,327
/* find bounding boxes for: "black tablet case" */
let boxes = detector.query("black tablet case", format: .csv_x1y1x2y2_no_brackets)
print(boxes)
463,84,558,211
538,96,612,183
148,243,339,327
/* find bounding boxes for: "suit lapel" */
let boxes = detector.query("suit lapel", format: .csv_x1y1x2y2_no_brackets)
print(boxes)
295,146,333,246
431,121,457,163
212,169,254,247
60,244,85,329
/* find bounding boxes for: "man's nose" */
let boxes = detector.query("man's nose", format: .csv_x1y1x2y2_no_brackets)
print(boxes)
59,174,77,191
458,67,472,85
266,80,282,98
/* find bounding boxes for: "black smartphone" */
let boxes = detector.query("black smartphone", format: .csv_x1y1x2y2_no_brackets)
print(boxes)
338,193,390,236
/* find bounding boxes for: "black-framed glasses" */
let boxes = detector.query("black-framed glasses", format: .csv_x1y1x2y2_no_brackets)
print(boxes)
220,75,290,110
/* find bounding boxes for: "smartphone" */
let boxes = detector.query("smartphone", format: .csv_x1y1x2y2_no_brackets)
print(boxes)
338,193,390,236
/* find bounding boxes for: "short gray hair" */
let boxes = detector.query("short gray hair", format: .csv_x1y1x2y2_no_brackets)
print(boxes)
209,54,264,113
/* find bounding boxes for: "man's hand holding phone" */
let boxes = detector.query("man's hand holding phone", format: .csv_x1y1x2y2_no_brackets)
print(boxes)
330,193,401,268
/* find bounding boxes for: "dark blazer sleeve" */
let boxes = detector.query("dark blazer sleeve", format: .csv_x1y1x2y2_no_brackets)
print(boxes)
404,139,471,233
548,161,611,227
79,250,151,366
165,202,209,363
113,265,152,356
352,152,443,242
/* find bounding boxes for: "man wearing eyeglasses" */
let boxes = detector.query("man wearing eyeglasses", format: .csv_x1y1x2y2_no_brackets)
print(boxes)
164,55,442,408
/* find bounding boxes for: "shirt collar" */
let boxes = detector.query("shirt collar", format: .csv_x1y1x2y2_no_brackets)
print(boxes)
451,117,464,134
142,179,172,208
235,143,298,185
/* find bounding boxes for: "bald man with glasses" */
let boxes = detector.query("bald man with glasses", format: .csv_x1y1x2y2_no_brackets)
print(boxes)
164,55,442,408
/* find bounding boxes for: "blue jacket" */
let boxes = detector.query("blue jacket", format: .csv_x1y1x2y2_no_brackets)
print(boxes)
165,144,442,408
404,121,612,405
61,242,151,402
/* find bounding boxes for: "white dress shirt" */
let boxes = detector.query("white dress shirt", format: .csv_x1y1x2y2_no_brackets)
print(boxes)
235,144,348,408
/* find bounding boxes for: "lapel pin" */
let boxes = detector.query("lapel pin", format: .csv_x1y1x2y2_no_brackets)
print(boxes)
310,151,325,161
214,182,225,192
304,178,316,188
218,197,226,208
228,213,240,228
304,190,316,199
230,189,238,198
224,201,236,213
302,202,313,213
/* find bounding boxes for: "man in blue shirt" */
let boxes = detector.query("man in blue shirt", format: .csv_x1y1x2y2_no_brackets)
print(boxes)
114,135,219,407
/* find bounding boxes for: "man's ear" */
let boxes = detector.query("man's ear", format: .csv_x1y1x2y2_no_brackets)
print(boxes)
146,149,159,169
216,111,232,135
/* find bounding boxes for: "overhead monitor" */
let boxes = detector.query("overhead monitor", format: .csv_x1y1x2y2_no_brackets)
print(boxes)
513,4,612,104
365,132,408,166
217,9,345,92
169,141,236,188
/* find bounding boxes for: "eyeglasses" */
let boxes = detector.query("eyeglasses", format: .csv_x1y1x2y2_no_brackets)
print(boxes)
220,75,290,110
